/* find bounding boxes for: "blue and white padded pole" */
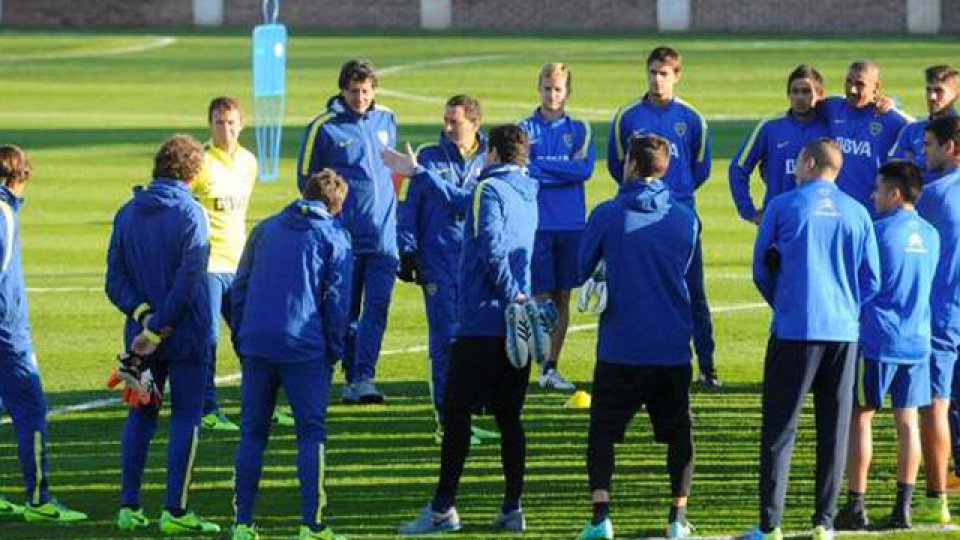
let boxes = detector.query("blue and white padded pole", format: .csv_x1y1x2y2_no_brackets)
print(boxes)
251,0,287,182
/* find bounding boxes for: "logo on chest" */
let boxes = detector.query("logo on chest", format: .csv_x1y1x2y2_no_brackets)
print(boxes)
674,122,687,137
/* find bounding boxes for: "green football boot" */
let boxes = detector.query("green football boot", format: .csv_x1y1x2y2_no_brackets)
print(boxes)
23,499,87,523
0,496,24,518
912,495,951,525
299,524,347,539
116,507,150,530
201,411,240,431
159,510,221,534
232,523,260,540
272,408,296,427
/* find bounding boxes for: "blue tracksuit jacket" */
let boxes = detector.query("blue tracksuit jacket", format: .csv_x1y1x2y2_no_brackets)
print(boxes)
0,186,32,356
579,180,698,366
607,95,711,204
457,164,538,337
889,109,957,175
519,109,595,230
860,207,939,364
820,97,911,211
754,179,880,342
297,95,397,256
105,178,211,362
231,200,353,364
397,133,486,284
916,168,960,331
729,110,829,221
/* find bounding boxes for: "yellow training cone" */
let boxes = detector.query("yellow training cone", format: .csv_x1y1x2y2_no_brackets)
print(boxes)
565,390,592,409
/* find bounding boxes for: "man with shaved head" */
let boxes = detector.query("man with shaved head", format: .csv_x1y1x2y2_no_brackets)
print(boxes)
739,139,880,540
820,61,911,214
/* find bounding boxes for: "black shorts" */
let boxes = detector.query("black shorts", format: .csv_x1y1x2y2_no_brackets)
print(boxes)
443,336,531,416
590,362,692,444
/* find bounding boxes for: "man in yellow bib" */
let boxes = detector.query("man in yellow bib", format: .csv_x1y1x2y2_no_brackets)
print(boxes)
193,97,293,431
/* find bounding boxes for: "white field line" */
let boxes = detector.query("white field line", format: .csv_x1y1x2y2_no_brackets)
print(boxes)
0,301,766,425
0,36,176,61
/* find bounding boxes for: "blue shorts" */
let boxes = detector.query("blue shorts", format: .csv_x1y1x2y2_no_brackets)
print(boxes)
856,357,931,409
531,230,583,295
930,323,960,400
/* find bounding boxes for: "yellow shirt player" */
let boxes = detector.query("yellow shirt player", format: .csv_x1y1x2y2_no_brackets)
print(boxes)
194,97,294,431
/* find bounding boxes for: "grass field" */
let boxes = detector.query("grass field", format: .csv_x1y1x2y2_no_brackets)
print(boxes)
1,29,960,539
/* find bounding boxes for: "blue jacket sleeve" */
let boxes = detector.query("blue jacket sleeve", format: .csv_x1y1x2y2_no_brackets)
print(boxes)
690,111,711,190
475,185,519,303
752,203,778,306
104,210,146,318
728,120,767,221
606,113,625,184
150,208,209,333
888,124,912,162
413,166,472,213
530,122,596,186
229,222,260,335
858,219,881,307
397,172,422,254
578,206,605,283
322,229,353,363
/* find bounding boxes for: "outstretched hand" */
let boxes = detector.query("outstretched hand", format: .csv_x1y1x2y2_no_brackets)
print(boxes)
381,143,418,177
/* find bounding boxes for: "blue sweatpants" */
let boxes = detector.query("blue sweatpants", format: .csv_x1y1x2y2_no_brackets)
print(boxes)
343,252,398,384
689,228,716,375
203,272,234,416
422,278,458,427
0,351,50,505
120,360,204,512
234,357,332,528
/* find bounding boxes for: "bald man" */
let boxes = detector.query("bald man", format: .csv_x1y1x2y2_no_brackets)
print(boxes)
740,139,880,540
819,61,911,214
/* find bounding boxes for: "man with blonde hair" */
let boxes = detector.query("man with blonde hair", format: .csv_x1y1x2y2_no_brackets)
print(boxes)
520,62,595,392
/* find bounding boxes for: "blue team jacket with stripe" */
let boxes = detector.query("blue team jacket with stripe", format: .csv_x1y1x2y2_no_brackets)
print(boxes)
916,168,960,333
860,207,939,364
579,180,698,366
231,200,353,364
607,95,711,205
296,95,397,256
728,110,828,221
889,109,958,177
105,178,212,362
0,187,32,356
519,109,595,231
753,179,880,342
457,164,538,337
820,97,911,212
397,132,486,285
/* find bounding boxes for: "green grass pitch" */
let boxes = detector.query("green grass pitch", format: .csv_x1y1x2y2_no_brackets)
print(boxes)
1,29,959,539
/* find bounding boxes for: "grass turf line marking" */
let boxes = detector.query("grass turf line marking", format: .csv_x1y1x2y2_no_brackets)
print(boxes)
0,301,766,425
0,36,177,61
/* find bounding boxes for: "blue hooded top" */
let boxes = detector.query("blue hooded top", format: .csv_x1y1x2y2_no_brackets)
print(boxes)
0,186,32,356
456,163,539,337
579,180,698,366
397,132,486,285
296,95,397,256
231,199,353,364
105,178,211,362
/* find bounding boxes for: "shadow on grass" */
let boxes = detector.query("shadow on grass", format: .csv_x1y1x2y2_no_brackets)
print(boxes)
0,381,949,539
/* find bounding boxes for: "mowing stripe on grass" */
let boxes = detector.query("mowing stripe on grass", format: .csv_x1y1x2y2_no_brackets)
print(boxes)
0,301,766,426
0,36,176,61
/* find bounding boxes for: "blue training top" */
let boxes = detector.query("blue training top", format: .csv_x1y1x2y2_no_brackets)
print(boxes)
916,168,960,333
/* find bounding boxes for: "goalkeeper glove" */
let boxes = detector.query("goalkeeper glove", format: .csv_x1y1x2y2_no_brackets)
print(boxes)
398,251,423,284
577,261,608,315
